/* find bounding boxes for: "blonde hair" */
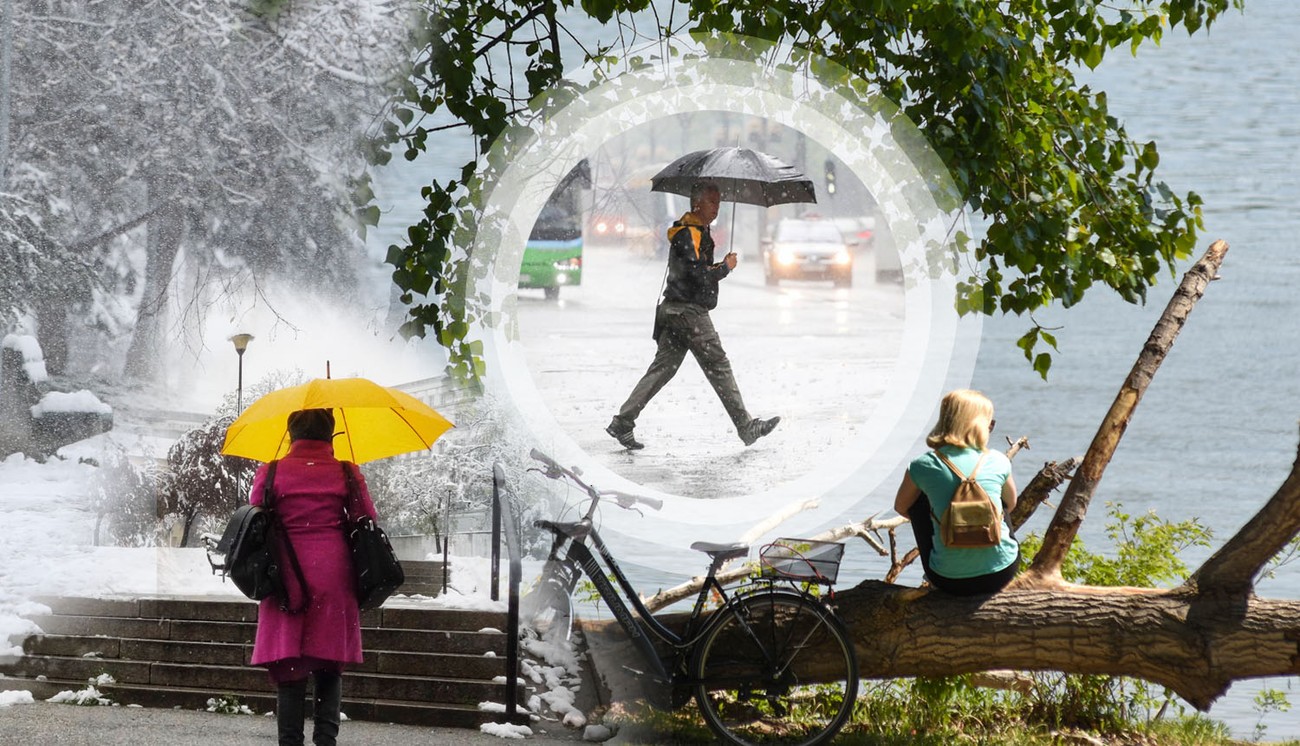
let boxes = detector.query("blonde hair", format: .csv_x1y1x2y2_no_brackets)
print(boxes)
925,389,994,450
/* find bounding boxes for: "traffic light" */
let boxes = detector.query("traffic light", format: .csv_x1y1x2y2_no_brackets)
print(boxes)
824,159,836,196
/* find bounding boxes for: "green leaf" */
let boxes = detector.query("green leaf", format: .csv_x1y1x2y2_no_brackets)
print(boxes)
1032,352,1053,379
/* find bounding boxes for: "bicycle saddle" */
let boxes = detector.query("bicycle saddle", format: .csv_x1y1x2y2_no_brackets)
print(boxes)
690,541,749,563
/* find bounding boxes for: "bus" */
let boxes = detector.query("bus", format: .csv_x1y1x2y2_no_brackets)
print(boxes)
520,160,590,300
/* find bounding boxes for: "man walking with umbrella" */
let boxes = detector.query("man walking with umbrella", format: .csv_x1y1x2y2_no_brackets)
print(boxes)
606,180,780,450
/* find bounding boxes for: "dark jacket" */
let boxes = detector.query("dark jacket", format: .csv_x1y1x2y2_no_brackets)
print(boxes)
662,211,731,310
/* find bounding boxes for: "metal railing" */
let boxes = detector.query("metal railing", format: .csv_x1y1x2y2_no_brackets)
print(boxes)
491,462,526,725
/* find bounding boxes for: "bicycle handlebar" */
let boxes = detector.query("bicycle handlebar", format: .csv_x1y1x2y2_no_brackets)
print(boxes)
529,448,662,513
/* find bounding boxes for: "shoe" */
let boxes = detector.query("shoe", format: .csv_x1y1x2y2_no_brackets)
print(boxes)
606,419,645,450
740,416,781,446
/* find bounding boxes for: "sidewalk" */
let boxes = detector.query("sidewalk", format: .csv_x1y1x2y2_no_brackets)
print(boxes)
0,701,592,745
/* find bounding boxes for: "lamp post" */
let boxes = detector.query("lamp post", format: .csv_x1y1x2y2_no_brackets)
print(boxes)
229,333,254,412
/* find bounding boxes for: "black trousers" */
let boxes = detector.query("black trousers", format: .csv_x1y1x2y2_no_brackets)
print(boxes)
615,302,751,430
907,493,1019,596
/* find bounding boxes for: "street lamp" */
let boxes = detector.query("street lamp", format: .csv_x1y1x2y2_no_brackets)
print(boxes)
229,333,254,412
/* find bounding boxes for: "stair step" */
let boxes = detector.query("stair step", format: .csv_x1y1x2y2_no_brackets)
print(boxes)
6,657,522,703
33,596,506,632
22,635,512,680
2,595,529,730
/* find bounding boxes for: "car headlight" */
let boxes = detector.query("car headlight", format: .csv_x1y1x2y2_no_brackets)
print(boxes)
775,248,797,266
595,221,608,233
553,257,581,271
833,249,851,265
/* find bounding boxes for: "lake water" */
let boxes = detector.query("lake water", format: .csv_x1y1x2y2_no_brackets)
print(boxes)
369,4,1300,738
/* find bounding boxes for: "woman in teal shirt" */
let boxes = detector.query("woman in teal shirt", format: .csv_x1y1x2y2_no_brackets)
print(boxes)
894,389,1021,595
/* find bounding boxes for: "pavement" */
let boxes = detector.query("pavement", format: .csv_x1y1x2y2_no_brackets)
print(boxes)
0,701,595,745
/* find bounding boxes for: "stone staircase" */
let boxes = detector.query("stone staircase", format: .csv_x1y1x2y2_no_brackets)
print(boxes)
0,570,527,728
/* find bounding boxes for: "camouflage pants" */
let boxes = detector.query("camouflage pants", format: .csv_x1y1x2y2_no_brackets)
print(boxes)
615,302,751,430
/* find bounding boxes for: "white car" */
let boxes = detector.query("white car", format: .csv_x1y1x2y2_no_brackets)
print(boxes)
761,218,853,288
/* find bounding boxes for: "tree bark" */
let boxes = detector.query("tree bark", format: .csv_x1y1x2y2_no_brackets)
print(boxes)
124,177,187,382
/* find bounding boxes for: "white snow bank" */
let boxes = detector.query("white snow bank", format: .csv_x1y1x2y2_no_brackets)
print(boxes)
480,722,533,739
0,690,35,707
32,390,113,417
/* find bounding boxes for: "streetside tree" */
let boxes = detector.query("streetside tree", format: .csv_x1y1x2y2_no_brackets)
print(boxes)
4,0,415,380
376,0,1242,381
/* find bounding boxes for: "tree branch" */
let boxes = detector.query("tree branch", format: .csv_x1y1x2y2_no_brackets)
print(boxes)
1020,240,1230,587
1186,424,1300,596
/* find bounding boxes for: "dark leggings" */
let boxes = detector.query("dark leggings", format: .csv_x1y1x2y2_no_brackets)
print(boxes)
907,493,1019,596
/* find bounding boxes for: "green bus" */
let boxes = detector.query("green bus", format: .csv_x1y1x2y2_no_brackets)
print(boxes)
520,160,589,300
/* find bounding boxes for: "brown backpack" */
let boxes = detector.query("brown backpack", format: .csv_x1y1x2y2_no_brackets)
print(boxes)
930,451,1002,548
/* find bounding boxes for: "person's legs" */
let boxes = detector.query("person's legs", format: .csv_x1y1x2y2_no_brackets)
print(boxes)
905,493,937,581
679,306,778,444
927,552,1021,596
311,669,343,746
609,313,690,447
275,678,308,746
681,308,750,429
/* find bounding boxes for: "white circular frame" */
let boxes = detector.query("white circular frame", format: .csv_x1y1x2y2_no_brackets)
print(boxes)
472,37,981,570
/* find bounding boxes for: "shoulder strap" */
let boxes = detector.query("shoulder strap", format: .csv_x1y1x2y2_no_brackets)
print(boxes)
340,461,363,521
262,460,309,614
262,461,279,509
934,450,986,481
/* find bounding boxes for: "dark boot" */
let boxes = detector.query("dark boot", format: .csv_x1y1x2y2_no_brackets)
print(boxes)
312,671,343,746
740,416,780,446
276,680,308,746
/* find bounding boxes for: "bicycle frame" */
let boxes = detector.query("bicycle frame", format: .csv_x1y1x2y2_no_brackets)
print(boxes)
543,518,737,683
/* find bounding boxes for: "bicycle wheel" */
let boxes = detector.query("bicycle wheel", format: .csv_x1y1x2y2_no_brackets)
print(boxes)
519,561,575,642
692,590,858,746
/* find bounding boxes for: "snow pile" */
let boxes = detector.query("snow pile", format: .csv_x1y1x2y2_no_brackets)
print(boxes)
0,690,36,707
31,390,113,416
1,334,48,384
480,721,533,739
48,675,116,706
520,629,588,729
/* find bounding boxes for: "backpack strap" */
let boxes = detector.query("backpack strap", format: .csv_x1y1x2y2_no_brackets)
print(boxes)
934,450,986,481
263,460,310,614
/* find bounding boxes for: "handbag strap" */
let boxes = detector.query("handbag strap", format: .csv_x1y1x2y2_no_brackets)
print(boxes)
340,461,365,523
263,460,309,614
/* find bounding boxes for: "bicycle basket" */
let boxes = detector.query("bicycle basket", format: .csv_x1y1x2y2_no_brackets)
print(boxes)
760,538,846,585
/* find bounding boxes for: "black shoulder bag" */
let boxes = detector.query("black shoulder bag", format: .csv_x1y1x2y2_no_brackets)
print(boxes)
341,462,405,609
209,461,309,613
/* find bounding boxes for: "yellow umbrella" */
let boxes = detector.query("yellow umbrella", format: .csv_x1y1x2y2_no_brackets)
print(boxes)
221,377,454,464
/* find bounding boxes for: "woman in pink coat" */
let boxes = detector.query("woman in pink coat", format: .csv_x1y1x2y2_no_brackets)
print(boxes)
249,407,379,746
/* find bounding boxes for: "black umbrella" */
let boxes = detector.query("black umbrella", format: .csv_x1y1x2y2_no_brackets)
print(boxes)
649,146,817,207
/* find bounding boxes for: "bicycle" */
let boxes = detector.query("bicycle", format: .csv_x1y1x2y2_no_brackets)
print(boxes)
519,448,859,746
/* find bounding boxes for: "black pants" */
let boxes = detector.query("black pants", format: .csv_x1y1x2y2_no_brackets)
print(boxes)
615,302,751,430
907,494,1019,596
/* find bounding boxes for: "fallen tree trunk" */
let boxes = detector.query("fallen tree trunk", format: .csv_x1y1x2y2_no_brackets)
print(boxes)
585,431,1300,710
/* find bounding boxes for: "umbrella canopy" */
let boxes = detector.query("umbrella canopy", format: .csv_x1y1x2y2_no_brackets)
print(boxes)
650,146,816,207
221,377,454,464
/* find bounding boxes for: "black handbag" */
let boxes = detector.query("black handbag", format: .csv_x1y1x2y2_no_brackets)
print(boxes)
208,462,308,612
341,462,405,609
